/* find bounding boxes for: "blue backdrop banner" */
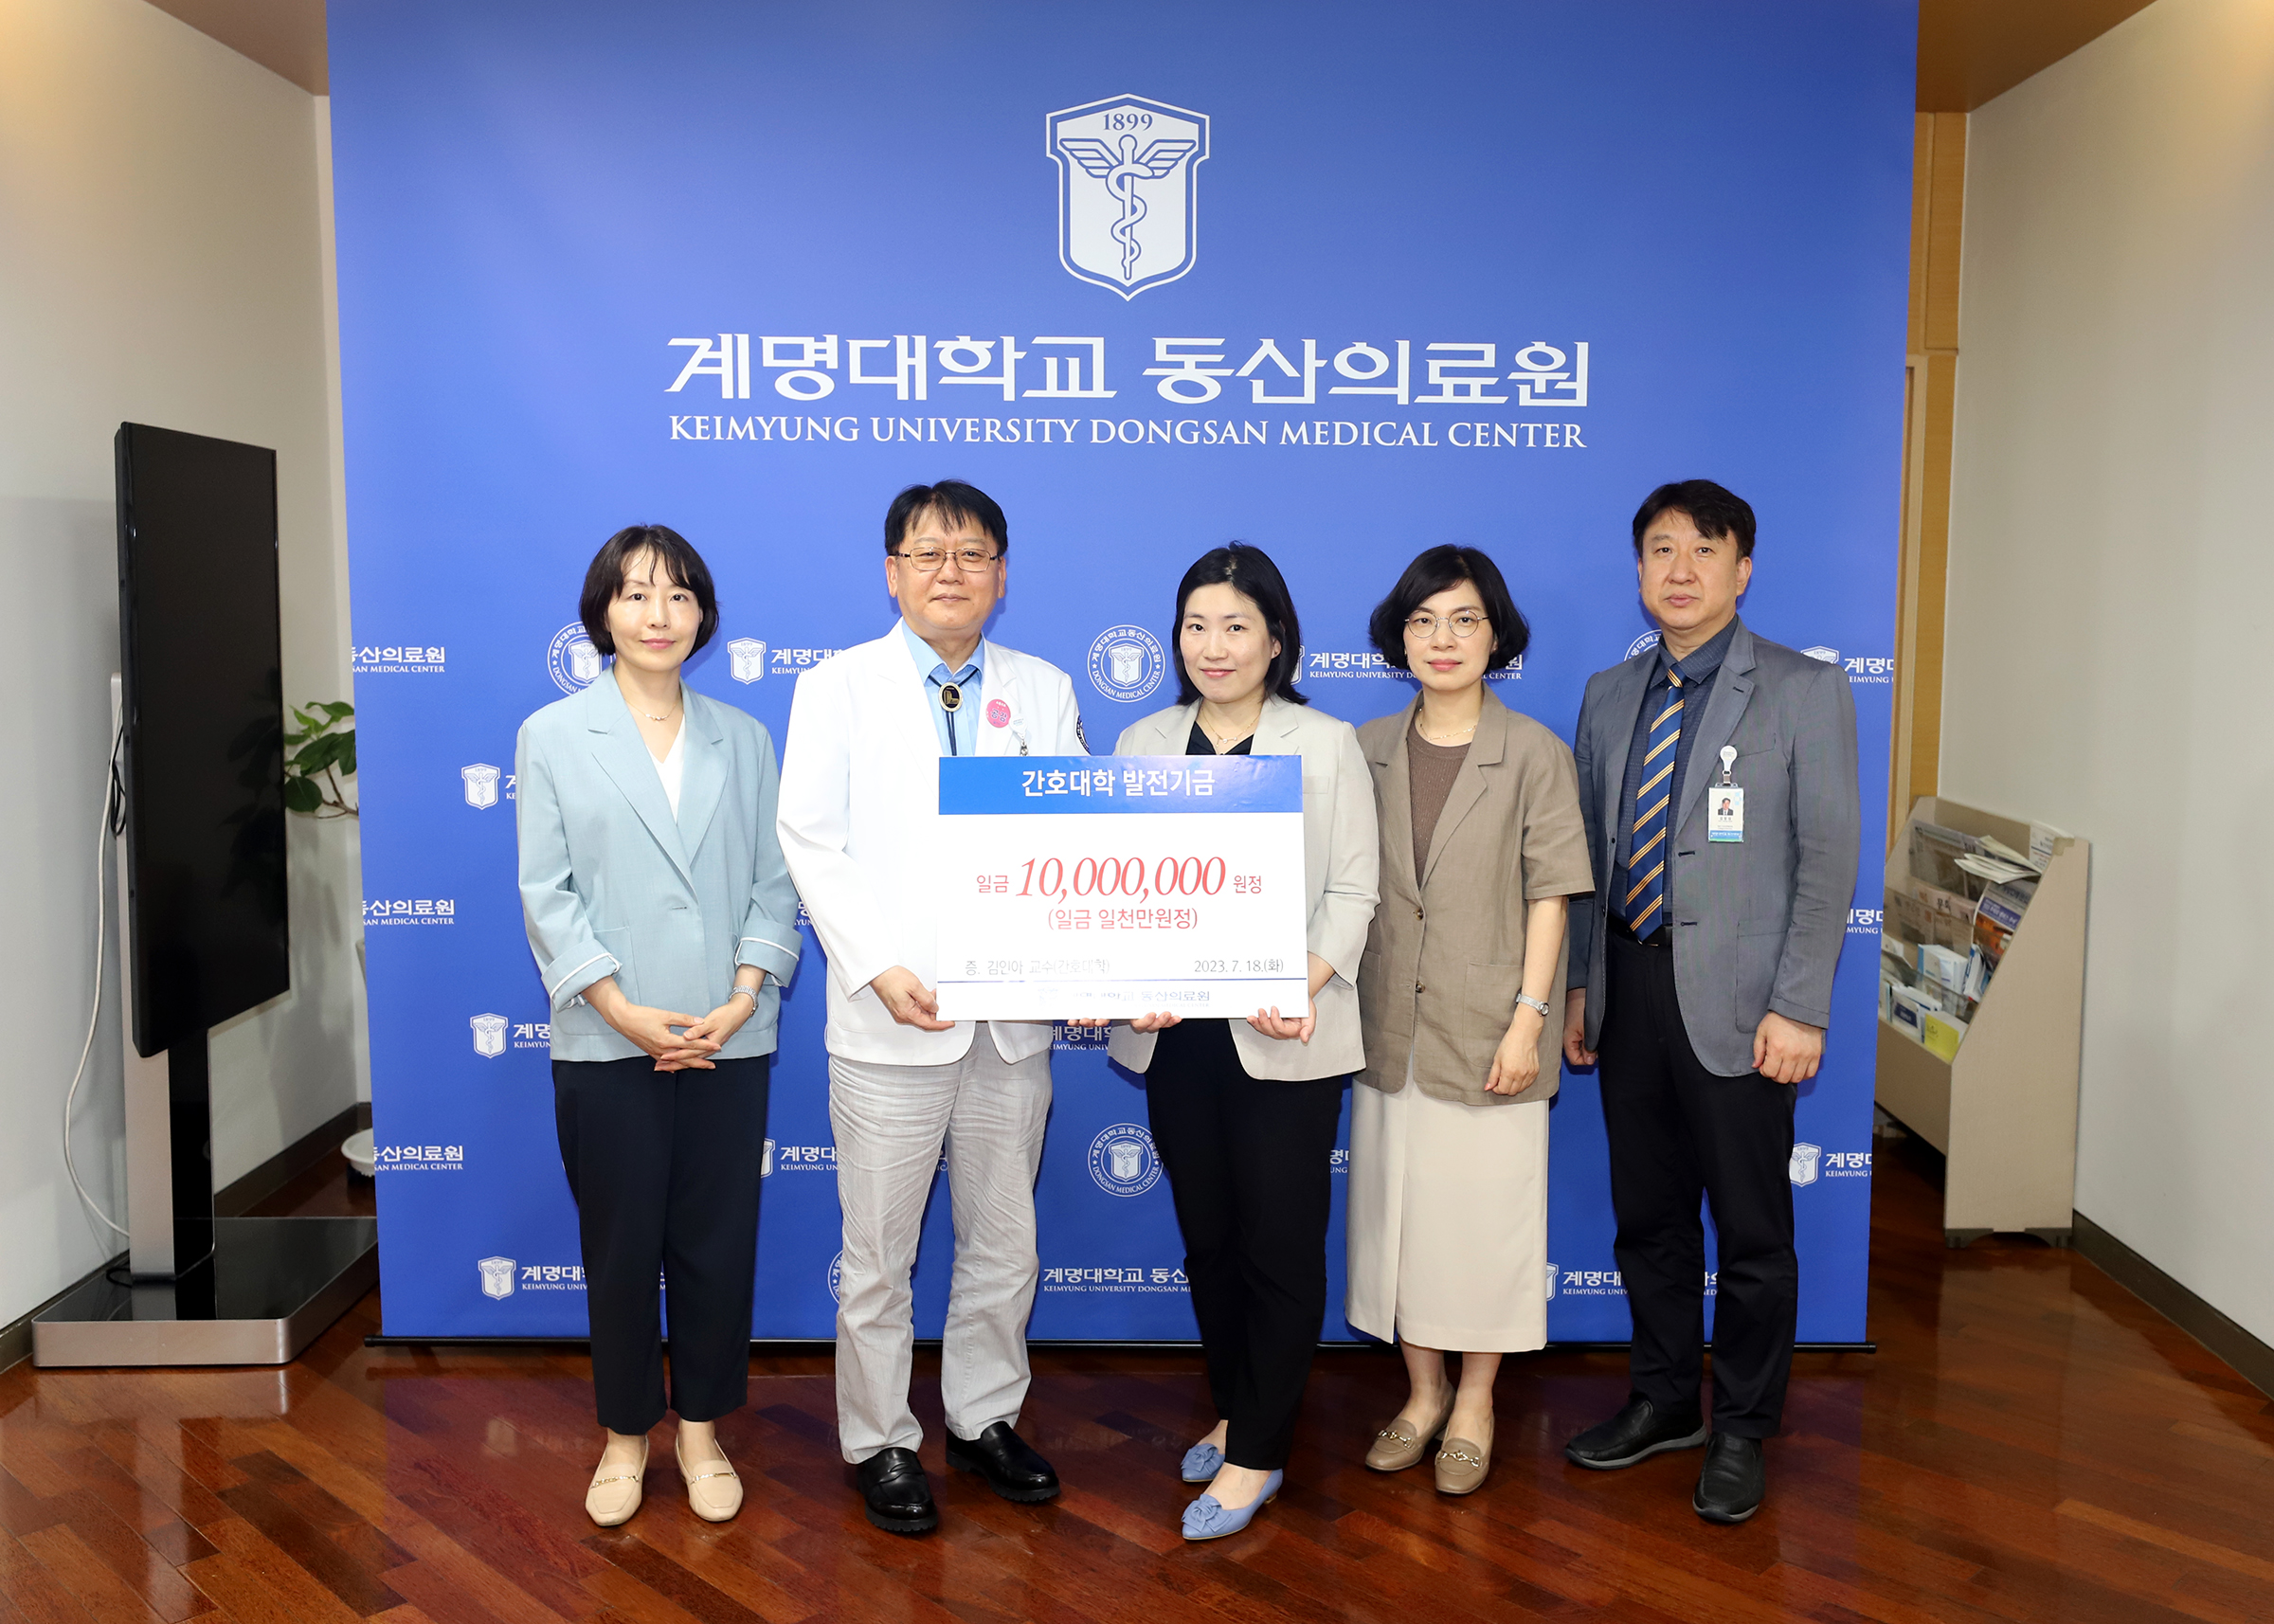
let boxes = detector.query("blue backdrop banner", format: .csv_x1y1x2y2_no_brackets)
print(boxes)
331,0,1914,1344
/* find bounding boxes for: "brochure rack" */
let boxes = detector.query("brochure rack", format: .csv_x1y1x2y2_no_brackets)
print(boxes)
1876,796,2089,1247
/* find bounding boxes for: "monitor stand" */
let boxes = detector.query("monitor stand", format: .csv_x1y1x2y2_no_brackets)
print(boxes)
31,681,377,1367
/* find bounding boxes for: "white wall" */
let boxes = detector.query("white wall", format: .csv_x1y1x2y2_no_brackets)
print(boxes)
1944,0,2274,1344
0,0,364,1328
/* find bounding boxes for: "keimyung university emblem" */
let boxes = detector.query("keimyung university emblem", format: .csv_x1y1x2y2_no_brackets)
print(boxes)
478,1255,516,1299
470,1013,508,1058
1047,95,1209,298
460,763,500,809
1789,1142,1823,1187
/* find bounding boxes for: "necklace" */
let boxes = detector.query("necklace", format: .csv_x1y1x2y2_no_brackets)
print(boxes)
1417,715,1478,746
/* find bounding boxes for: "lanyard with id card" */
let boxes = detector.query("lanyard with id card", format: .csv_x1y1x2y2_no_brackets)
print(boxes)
1707,745,1744,842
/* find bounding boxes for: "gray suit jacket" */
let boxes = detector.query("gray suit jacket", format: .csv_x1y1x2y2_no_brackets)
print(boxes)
1106,695,1381,1081
516,677,802,1061
1567,619,1859,1076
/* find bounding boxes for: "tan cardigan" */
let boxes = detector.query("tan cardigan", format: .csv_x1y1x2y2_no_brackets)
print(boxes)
1355,690,1593,1106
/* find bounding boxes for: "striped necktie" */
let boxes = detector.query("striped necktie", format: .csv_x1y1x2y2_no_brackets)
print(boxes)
1622,668,1684,936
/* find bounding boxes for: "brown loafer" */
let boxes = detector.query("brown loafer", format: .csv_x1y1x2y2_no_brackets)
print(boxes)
1365,1403,1452,1471
1435,1435,1492,1495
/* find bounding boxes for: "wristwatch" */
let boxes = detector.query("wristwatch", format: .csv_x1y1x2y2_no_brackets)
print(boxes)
1514,994,1551,1019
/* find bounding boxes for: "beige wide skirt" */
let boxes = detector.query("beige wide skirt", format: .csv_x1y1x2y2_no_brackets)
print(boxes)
1345,1055,1550,1352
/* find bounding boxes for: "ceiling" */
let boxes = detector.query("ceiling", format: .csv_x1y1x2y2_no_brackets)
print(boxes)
148,0,2165,111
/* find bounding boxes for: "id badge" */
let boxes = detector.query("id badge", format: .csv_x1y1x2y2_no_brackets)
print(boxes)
1708,785,1745,842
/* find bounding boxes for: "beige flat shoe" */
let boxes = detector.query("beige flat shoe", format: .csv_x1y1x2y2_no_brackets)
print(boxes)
586,1437,648,1526
1435,1433,1493,1495
677,1434,744,1523
1365,1401,1453,1471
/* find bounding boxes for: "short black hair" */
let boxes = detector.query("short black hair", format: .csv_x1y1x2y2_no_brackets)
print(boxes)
1365,545,1530,674
579,525,719,657
1631,479,1757,560
1170,543,1308,707
884,480,1007,554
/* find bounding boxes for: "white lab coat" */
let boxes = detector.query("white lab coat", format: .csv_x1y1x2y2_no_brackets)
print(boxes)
776,623,1086,1066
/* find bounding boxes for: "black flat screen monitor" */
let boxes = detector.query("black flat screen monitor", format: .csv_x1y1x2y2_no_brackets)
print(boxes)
116,424,289,1056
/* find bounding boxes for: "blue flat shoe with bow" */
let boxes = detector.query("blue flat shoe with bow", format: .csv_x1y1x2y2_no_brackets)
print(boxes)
1180,1440,1224,1484
1181,1470,1282,1541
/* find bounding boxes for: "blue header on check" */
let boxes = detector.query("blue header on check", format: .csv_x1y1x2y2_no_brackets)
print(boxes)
939,755,1301,815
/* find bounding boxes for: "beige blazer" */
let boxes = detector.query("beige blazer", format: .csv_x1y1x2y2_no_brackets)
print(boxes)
1106,695,1380,1081
1355,689,1593,1106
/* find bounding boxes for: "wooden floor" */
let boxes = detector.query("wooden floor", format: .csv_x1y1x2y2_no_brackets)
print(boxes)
4,1137,2271,1624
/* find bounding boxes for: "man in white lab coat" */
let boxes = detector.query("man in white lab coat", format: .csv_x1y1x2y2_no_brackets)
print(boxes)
776,480,1086,1535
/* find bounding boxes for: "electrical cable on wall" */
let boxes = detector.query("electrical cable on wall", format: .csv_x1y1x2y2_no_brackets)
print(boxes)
63,723,129,1239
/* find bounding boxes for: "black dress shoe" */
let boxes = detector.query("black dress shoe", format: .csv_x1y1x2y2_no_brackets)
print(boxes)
1692,1434,1765,1524
945,1421,1061,1503
1563,1397,1709,1471
856,1447,938,1534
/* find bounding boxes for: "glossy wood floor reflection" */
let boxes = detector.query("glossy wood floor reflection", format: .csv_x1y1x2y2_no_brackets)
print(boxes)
5,1139,2272,1624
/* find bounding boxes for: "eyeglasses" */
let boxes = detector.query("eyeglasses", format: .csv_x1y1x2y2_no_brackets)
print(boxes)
894,546,1001,573
1404,611,1489,641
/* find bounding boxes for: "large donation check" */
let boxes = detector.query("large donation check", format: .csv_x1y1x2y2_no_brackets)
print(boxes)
933,755,1308,1020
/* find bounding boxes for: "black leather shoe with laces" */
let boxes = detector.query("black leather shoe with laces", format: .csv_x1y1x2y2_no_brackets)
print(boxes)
1691,1434,1766,1524
1562,1397,1710,1471
946,1422,1061,1503
857,1447,939,1534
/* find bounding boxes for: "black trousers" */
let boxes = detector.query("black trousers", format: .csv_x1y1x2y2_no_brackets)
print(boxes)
1597,932,1797,1437
1145,1019,1345,1471
553,1053,769,1435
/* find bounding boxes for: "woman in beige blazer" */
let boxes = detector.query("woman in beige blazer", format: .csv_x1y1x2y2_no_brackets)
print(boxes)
1108,543,1380,1542
1347,545,1593,1495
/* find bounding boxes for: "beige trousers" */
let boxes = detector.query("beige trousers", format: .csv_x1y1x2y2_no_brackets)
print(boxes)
827,1026,1052,1461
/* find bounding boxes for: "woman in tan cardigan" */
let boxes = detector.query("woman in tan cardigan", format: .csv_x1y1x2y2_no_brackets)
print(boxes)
1347,545,1593,1494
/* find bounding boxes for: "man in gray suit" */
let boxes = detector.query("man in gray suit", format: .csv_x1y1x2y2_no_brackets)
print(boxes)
1561,479,1859,1524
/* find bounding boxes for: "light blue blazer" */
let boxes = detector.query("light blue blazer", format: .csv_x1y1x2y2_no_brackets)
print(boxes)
515,675,802,1062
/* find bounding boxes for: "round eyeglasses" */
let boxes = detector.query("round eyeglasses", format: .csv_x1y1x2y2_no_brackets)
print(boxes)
1404,611,1489,640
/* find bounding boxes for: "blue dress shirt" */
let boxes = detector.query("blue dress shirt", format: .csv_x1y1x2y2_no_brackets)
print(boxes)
1615,616,1739,908
900,620,984,756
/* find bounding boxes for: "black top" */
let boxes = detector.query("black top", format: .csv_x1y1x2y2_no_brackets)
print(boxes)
1186,720,1254,756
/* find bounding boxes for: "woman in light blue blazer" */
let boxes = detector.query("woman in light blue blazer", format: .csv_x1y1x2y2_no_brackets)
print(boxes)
516,526,800,1529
